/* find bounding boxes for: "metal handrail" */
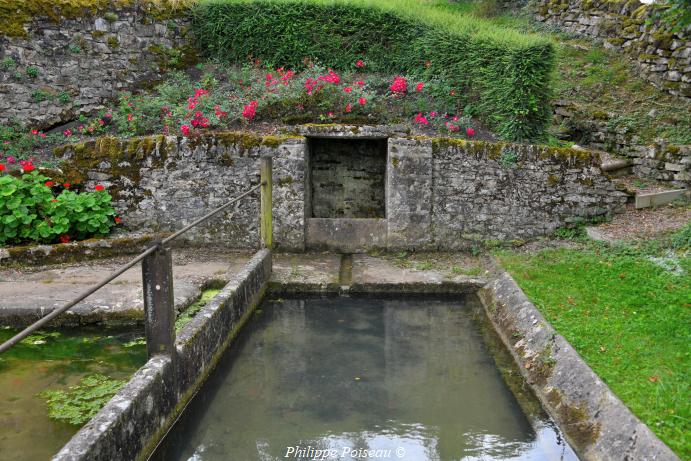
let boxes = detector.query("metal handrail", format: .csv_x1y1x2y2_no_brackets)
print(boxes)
0,182,264,354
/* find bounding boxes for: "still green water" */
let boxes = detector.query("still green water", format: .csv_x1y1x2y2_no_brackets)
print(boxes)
153,296,579,461
0,326,146,461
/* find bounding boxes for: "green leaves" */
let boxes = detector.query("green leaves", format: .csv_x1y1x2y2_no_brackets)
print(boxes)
0,171,117,245
39,374,125,426
191,0,555,141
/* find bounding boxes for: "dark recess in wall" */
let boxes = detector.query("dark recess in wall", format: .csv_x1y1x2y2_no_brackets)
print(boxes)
309,138,387,218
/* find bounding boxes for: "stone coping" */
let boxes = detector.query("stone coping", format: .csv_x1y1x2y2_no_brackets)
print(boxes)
0,232,171,267
478,271,679,461
52,249,271,461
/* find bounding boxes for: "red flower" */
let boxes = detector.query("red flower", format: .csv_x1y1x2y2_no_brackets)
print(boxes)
414,113,429,126
181,125,190,136
345,103,352,113
31,129,38,135
390,76,408,95
127,113,134,122
466,127,476,137
63,129,72,137
343,86,353,93
356,59,365,68
416,82,424,92
358,97,366,106
354,80,365,86
22,162,35,173
45,181,54,187
114,217,122,224
242,101,258,121
59,234,71,244
98,119,105,126
63,182,71,188
95,184,105,191
0,164,5,172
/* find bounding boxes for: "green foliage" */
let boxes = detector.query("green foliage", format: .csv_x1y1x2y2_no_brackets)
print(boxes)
499,149,517,167
31,89,50,102
58,91,71,104
2,56,16,69
40,374,125,426
648,0,691,33
191,0,555,141
25,65,38,78
497,244,690,457
0,171,116,245
671,222,691,250
552,225,586,240
68,44,82,53
0,122,61,162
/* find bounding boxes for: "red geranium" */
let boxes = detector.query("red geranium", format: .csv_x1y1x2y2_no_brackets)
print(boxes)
0,164,5,172
466,127,475,137
45,181,54,187
416,82,424,92
390,76,408,95
358,97,366,106
356,59,365,68
59,234,71,244
95,184,105,191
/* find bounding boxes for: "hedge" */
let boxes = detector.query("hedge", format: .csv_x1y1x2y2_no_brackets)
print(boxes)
191,0,555,141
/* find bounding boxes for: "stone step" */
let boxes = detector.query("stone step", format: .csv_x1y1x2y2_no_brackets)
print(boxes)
601,158,633,177
635,189,688,209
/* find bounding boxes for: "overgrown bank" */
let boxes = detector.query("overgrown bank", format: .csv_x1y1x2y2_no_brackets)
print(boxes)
191,0,555,141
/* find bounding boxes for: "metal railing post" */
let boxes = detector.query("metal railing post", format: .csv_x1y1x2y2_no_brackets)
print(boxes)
260,156,273,249
142,243,176,360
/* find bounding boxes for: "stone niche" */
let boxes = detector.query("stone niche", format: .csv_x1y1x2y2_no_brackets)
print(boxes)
302,127,398,252
309,137,387,218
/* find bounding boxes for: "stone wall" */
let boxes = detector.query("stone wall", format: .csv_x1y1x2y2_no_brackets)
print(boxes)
388,138,626,249
0,4,192,129
54,133,307,251
532,0,690,99
553,99,691,186
54,127,627,251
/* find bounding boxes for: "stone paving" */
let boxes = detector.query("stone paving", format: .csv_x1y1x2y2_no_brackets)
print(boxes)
0,250,253,326
0,251,490,326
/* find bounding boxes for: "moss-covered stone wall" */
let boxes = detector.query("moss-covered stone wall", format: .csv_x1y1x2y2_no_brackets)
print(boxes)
0,1,194,129
53,128,626,251
532,0,690,99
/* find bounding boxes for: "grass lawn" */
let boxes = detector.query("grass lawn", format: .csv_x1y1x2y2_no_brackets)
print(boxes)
496,243,690,458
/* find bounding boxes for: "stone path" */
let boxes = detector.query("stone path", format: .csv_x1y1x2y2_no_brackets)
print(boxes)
0,250,490,327
0,250,253,326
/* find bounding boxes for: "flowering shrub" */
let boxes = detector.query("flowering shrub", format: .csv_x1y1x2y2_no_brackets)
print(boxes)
1,60,480,164
0,168,118,245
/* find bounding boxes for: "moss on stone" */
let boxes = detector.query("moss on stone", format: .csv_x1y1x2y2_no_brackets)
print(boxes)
0,0,191,37
546,388,602,449
106,35,119,48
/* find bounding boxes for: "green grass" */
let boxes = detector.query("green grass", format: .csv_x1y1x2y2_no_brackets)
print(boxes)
496,244,690,458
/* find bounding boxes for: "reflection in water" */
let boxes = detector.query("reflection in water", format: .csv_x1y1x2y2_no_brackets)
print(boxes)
153,296,579,461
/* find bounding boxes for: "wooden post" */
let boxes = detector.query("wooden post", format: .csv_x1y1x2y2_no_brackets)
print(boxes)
142,244,176,360
260,156,273,249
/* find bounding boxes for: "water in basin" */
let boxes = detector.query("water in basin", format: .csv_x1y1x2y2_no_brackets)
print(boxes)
152,296,578,461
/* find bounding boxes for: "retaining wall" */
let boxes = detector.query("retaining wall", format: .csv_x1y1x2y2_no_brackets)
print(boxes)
532,0,690,99
0,3,192,129
53,126,627,252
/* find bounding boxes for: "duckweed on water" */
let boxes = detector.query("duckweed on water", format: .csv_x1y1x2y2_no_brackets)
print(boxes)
39,374,126,425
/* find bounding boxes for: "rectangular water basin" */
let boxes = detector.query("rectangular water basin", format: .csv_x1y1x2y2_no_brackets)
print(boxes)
152,295,578,461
